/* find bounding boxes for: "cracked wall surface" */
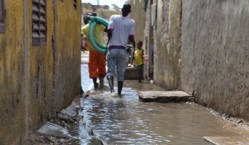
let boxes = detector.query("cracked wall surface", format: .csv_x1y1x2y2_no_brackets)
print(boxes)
0,0,82,144
132,0,249,120
154,0,181,90
181,0,249,119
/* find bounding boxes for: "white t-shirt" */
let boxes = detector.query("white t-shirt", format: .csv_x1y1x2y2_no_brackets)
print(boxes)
108,15,135,47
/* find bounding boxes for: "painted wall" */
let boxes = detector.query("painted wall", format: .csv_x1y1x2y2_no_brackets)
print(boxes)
28,0,55,129
55,0,81,110
0,0,82,144
0,1,26,144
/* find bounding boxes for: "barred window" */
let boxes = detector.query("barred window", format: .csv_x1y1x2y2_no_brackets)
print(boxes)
0,0,5,33
32,0,46,46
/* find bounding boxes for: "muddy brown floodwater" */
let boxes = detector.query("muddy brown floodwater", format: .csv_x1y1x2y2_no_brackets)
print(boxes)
65,64,241,145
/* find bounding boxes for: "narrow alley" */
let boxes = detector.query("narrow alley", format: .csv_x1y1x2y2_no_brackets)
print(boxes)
2,1,249,145
64,52,249,145
22,52,249,145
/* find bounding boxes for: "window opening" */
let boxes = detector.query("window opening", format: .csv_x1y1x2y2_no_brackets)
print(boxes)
32,0,47,46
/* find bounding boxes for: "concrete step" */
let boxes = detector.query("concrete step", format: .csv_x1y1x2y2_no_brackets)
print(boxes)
125,66,139,80
138,91,192,102
203,136,249,145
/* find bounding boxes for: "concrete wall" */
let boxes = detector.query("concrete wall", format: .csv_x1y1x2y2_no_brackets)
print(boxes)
55,0,81,111
0,0,82,144
181,0,249,119
28,0,55,129
0,1,26,144
130,0,151,80
132,0,249,120
154,0,182,90
130,0,146,43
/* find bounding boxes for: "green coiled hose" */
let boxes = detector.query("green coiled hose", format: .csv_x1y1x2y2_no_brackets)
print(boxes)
88,16,109,54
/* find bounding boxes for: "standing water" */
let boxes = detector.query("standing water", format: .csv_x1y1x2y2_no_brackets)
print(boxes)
72,63,239,145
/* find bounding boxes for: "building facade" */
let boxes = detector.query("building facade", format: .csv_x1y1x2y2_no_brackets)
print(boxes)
130,0,249,121
0,0,81,144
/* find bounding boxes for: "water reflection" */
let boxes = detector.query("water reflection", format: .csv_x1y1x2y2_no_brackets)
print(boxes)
79,64,236,145
81,93,235,144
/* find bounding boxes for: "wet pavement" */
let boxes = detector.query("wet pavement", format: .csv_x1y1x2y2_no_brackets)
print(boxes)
23,51,249,145
73,52,249,145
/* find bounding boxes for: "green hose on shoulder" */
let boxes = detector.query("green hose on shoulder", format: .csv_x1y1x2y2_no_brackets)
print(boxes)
88,16,109,54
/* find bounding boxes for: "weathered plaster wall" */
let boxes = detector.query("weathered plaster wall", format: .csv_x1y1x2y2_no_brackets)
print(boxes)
56,0,82,109
132,0,249,120
181,0,249,119
28,0,81,127
143,0,152,80
154,0,181,90
130,0,154,80
0,1,25,144
130,0,147,79
28,0,55,128
0,0,82,144
130,0,145,43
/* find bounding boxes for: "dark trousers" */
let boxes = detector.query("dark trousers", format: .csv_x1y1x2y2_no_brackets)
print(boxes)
137,64,144,82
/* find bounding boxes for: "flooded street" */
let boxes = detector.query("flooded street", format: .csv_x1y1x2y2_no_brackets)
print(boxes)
75,63,238,145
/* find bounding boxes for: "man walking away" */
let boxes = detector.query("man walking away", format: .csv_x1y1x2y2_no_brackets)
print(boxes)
106,3,136,96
